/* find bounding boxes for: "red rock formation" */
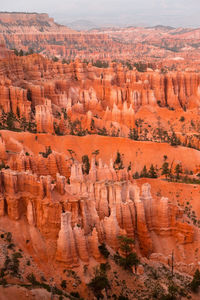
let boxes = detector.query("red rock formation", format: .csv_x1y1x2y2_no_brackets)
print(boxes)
0,156,198,269
56,212,79,266
0,29,200,287
35,103,54,133
0,40,10,59
2,13,200,71
0,51,200,148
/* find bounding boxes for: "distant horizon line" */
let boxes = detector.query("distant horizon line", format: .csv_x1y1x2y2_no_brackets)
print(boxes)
0,11,199,29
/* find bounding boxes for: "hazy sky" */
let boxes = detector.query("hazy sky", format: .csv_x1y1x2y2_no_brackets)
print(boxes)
1,0,200,27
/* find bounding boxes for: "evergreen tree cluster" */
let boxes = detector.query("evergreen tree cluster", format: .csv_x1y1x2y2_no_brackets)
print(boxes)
13,48,34,56
133,164,158,179
82,155,90,175
113,151,124,170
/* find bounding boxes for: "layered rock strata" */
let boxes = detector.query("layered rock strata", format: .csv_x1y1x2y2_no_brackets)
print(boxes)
0,158,197,269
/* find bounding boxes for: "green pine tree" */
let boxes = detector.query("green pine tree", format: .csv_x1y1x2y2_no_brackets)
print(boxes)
140,165,148,178
149,164,158,178
175,163,182,180
161,162,169,179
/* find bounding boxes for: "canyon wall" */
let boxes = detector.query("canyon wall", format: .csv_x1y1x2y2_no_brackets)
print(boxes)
1,13,200,65
0,155,198,271
0,52,200,143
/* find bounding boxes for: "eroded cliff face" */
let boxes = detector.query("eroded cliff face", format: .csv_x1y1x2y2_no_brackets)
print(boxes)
0,52,200,147
0,154,198,273
1,13,200,68
0,12,75,34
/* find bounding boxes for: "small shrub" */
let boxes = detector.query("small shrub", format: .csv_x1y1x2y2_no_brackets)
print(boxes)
61,279,67,289
52,286,63,296
6,232,12,243
128,128,138,140
26,260,31,266
170,132,181,147
157,100,162,107
39,146,52,158
179,116,185,122
0,268,5,278
7,243,15,250
83,265,88,275
0,278,7,286
92,60,109,68
97,127,108,136
98,243,110,258
70,291,80,298
52,56,59,62
88,274,110,299
4,256,11,269
13,252,22,259
100,263,111,274
27,273,37,285
190,269,200,292
40,276,46,282
118,296,129,300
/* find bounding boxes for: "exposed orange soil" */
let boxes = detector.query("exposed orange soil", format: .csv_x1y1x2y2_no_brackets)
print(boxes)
1,130,200,172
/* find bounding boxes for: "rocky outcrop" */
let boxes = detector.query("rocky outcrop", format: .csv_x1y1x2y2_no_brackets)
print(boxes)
56,212,79,266
0,40,10,59
0,12,75,34
0,52,200,141
0,157,197,268
9,149,71,179
35,102,54,133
